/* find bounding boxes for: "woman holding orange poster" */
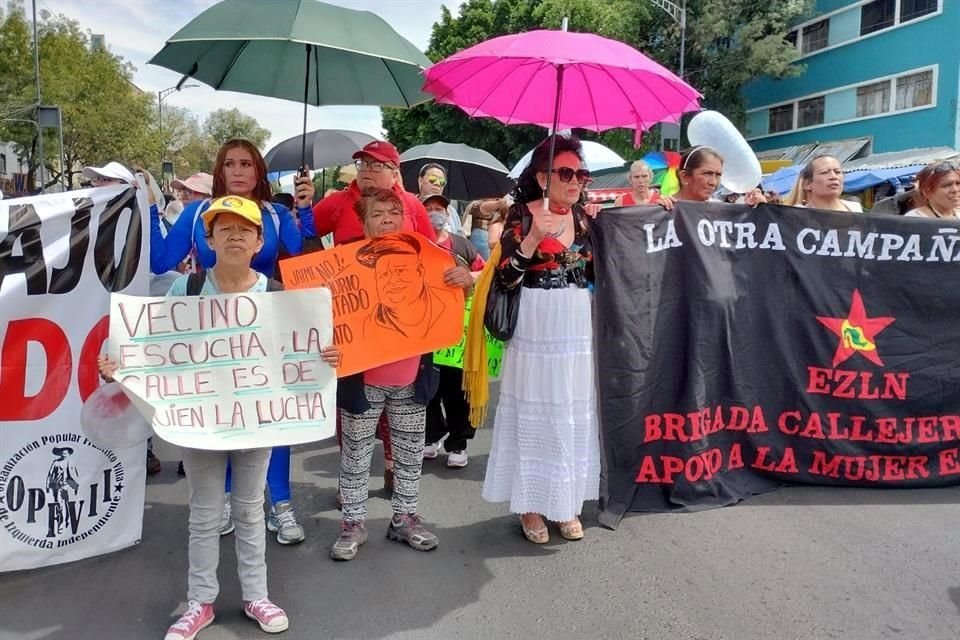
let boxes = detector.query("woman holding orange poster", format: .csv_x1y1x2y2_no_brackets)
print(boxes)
329,188,472,561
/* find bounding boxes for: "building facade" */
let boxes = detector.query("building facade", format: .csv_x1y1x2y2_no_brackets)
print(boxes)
743,0,959,154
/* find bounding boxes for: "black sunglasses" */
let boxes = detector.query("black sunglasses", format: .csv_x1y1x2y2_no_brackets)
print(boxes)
550,167,592,184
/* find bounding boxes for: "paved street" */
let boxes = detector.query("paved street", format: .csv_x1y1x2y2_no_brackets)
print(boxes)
3,385,960,640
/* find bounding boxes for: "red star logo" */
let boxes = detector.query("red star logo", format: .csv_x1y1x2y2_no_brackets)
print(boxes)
816,289,894,368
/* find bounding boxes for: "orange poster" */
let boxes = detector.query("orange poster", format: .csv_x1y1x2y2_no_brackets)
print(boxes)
280,232,465,376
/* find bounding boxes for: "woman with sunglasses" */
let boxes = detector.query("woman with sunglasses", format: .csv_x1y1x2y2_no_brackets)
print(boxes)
783,155,861,212
904,160,960,219
481,135,599,544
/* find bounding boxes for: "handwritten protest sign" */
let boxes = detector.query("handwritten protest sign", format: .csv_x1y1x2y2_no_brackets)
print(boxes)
280,232,465,376
434,297,504,378
108,288,336,451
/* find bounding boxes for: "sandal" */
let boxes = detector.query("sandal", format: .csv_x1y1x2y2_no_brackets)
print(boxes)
557,518,583,541
520,514,549,544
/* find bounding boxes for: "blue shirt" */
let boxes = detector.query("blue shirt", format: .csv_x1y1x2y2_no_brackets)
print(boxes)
150,199,316,277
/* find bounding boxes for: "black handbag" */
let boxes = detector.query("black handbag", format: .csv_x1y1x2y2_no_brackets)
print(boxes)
483,211,531,341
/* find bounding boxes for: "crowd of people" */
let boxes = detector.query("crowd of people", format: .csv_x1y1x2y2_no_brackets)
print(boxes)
81,132,960,640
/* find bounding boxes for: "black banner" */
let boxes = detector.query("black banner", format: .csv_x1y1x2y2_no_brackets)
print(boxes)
593,202,960,527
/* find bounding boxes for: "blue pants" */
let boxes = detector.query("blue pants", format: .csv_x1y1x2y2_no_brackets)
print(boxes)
225,446,291,504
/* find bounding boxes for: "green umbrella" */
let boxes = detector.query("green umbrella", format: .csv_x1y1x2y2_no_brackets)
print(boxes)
149,0,432,166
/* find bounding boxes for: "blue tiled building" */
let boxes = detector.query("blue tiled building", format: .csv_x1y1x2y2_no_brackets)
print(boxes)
743,0,959,155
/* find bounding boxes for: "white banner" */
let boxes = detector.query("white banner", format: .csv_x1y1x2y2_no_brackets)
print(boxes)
0,185,148,572
109,288,337,450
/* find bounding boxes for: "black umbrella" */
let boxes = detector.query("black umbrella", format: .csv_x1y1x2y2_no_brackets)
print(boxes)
399,142,514,201
264,129,376,173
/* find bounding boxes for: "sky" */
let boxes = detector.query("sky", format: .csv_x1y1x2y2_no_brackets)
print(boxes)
25,0,449,149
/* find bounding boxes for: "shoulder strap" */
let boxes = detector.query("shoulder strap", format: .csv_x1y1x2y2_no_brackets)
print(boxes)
186,271,207,296
266,278,284,292
263,201,280,234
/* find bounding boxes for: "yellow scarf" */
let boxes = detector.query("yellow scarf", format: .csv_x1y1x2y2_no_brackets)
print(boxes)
463,242,501,428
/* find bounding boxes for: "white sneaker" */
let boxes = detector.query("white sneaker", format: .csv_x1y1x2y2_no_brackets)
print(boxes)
446,450,468,468
219,496,234,536
423,442,440,460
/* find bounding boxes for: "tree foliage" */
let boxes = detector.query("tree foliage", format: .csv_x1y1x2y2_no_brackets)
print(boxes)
0,7,154,190
0,7,271,192
204,108,270,149
383,0,814,165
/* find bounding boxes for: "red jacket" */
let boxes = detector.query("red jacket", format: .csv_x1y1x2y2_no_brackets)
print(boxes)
312,181,437,245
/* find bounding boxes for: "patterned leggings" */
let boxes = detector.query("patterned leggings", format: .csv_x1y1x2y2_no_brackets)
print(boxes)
340,384,425,522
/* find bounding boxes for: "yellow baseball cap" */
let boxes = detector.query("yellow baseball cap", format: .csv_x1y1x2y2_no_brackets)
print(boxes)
201,196,263,230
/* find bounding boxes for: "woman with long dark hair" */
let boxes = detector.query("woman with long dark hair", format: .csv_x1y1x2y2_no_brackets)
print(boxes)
481,135,599,544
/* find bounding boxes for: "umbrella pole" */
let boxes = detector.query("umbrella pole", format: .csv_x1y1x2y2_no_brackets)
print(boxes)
543,17,569,211
300,44,312,173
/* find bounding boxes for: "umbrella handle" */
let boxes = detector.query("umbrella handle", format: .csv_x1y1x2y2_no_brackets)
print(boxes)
300,44,312,174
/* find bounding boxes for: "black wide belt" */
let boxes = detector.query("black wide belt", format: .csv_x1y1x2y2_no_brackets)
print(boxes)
522,268,587,290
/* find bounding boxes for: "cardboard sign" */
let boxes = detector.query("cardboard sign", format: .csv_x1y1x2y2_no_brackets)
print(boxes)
109,288,336,451
434,296,504,378
280,232,465,376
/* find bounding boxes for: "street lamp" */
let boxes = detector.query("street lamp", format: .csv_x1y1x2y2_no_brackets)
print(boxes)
158,83,199,186
648,0,687,77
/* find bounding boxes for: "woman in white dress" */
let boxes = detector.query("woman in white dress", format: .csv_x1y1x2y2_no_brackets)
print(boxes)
482,136,599,544
784,154,862,212
904,160,960,219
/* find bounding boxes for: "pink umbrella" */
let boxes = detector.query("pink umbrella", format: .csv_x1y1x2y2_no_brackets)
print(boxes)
423,29,701,139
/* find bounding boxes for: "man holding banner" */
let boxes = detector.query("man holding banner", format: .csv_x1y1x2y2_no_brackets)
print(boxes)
100,195,340,640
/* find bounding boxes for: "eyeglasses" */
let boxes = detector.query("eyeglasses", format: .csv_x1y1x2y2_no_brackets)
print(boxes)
355,159,395,172
425,175,447,187
550,168,592,185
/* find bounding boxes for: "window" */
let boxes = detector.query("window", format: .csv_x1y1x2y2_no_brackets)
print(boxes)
801,20,829,54
900,0,938,22
896,70,933,109
0,154,6,175
861,0,896,35
785,30,798,48
798,97,825,127
857,81,891,116
769,104,794,133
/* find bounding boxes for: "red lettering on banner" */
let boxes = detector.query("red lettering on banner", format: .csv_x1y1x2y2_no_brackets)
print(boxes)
805,366,908,400
0,318,71,420
809,452,930,481
752,447,798,474
940,449,960,476
727,443,744,469
78,315,108,401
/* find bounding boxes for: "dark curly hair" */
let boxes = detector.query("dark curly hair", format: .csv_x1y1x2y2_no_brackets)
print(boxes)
513,135,585,204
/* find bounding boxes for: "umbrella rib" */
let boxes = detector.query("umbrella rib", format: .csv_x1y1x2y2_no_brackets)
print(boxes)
596,64,673,130
379,58,411,108
496,60,550,126
214,40,252,89
573,64,603,132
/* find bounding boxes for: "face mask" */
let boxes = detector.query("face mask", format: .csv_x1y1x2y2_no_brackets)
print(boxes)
429,212,448,230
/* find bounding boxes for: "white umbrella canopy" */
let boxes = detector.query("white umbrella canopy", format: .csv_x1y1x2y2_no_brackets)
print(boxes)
508,139,626,179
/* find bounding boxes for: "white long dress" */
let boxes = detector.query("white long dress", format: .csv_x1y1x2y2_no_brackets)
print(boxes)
481,285,600,522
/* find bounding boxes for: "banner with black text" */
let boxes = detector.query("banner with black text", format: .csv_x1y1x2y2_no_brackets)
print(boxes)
0,185,148,571
592,203,960,527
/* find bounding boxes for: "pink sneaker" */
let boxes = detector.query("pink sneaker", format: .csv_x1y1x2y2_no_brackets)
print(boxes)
164,600,214,640
244,598,289,633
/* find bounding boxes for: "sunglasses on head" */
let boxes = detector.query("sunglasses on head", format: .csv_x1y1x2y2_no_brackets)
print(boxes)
550,167,592,184
426,175,447,187
931,160,960,173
